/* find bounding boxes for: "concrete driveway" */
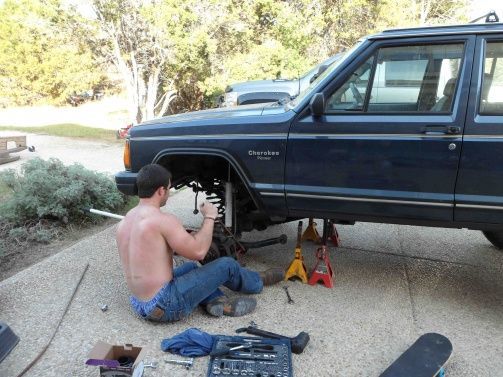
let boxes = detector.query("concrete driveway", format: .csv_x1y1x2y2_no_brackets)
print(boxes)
0,189,502,377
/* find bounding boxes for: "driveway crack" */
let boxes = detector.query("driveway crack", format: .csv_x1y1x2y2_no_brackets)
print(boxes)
397,227,419,332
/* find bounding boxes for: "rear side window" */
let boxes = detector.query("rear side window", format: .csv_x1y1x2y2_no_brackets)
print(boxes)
480,41,503,115
326,43,464,113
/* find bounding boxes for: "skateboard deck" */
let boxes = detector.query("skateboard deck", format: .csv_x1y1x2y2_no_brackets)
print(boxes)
380,333,452,377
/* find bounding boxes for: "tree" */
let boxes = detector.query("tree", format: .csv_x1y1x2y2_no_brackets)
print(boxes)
0,0,101,106
0,0,470,114
87,0,172,123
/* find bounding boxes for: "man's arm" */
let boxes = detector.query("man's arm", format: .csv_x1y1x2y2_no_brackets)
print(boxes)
160,201,218,261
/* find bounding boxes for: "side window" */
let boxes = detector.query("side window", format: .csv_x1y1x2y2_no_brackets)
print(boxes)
326,43,464,113
480,41,503,115
369,57,428,107
326,56,374,112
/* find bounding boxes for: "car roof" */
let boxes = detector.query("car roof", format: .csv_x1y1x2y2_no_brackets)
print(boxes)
368,22,503,40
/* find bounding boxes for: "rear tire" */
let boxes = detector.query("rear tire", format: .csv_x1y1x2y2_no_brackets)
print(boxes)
482,231,503,250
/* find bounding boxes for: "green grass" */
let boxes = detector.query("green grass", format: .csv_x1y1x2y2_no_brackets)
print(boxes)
0,124,118,142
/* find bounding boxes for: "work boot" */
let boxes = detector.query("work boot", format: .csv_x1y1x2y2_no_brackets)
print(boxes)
205,296,257,317
259,268,285,286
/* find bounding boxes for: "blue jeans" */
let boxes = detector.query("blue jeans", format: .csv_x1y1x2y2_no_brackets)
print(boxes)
130,257,263,322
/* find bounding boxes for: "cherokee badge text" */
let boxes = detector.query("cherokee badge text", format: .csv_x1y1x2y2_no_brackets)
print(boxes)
248,150,280,160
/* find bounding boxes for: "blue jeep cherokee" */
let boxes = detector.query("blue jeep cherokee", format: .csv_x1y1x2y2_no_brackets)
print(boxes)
116,22,503,253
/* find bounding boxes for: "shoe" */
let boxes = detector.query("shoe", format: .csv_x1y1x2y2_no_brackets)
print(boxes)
259,268,285,286
206,296,257,317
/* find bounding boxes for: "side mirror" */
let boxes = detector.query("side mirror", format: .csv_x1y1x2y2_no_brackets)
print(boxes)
310,93,325,117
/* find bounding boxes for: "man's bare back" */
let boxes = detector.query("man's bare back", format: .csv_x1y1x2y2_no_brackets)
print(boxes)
116,205,175,300
116,176,218,302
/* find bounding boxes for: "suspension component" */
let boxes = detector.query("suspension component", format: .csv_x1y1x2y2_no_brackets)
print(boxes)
225,182,233,228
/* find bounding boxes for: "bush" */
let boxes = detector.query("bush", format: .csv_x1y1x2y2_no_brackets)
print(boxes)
0,157,127,247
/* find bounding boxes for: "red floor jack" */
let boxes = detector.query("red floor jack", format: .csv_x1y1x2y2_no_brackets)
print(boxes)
308,219,335,288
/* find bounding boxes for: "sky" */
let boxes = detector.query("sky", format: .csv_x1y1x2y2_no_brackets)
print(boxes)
1,0,503,24
469,0,503,20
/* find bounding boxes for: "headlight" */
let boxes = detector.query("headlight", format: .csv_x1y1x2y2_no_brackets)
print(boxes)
223,91,238,107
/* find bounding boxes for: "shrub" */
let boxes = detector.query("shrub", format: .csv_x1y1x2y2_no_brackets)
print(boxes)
0,157,127,246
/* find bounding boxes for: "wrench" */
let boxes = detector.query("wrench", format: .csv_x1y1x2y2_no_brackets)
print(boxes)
143,361,158,369
165,357,194,369
283,286,294,304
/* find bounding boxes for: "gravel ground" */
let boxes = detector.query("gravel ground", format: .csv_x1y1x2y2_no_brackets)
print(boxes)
0,131,124,175
0,188,502,377
0,123,502,376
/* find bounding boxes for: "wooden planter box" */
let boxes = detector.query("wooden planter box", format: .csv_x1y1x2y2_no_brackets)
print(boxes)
0,136,27,165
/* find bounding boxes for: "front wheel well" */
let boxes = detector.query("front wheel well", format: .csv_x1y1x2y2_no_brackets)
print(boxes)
157,154,270,232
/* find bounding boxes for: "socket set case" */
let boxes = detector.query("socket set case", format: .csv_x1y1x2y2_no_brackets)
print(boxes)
207,335,293,377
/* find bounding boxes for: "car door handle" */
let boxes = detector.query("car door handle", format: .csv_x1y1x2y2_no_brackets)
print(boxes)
421,126,461,135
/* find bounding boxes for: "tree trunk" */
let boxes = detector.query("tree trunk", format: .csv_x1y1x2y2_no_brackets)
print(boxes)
145,67,160,121
156,89,177,118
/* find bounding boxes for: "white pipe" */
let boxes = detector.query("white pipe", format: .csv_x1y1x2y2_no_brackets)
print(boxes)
88,208,125,220
225,182,233,228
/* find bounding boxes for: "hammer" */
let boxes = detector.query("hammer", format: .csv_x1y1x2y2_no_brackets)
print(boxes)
235,326,310,354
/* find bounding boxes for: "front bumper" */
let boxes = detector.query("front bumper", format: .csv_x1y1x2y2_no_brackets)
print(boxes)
115,171,138,196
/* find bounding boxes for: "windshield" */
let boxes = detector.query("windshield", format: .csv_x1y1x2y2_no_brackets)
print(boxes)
301,54,340,81
288,40,365,109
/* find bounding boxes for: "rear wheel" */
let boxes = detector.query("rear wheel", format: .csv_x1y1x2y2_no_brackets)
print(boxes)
482,231,503,250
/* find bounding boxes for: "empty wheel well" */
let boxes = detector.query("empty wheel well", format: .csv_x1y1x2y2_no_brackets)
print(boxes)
156,154,267,232
159,154,236,184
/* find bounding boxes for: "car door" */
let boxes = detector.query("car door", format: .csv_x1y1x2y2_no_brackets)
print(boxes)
285,35,475,222
455,35,503,224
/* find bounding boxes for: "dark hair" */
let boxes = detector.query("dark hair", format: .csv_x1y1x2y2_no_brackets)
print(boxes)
136,164,172,198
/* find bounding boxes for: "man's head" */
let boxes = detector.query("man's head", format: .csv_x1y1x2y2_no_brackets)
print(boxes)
136,164,172,204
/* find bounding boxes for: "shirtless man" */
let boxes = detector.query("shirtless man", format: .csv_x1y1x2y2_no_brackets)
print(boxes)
116,164,284,322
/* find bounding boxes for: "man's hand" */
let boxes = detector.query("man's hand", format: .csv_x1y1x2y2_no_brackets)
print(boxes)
200,201,218,219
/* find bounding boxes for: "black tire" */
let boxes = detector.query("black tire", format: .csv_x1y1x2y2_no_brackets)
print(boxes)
482,231,503,250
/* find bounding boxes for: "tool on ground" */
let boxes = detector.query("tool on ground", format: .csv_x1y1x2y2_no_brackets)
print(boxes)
100,304,108,312
208,335,292,377
143,361,158,368
283,286,294,304
165,357,194,369
301,217,321,243
285,221,309,283
379,333,452,377
210,342,253,356
235,326,310,354
308,219,335,288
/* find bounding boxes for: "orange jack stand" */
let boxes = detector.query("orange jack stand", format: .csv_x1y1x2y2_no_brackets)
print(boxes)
285,248,309,283
308,219,335,288
285,221,309,283
301,218,321,243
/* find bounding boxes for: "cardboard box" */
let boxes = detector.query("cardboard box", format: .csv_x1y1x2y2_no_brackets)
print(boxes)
86,341,147,377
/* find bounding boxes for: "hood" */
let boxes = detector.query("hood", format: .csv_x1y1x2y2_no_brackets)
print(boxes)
137,102,288,129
